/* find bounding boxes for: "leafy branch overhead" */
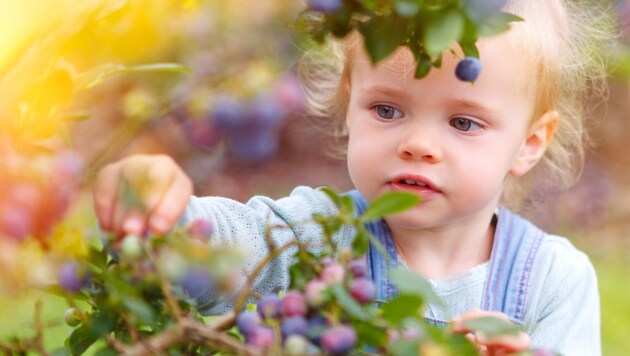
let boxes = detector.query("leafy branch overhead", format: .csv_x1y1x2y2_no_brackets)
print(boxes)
296,0,522,79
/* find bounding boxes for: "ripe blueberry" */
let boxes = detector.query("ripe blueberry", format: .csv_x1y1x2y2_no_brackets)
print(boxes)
281,315,309,338
349,278,375,304
236,310,262,336
320,325,357,355
180,268,214,299
308,0,343,13
58,261,89,293
455,57,482,82
258,293,282,319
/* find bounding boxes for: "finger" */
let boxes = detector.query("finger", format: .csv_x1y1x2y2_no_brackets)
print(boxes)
477,331,531,354
147,169,193,235
141,155,178,211
93,162,123,232
452,309,511,333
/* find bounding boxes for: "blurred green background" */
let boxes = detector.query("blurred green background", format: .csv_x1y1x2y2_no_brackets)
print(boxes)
0,0,628,354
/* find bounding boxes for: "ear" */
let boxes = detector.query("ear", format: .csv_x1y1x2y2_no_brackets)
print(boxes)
509,110,558,177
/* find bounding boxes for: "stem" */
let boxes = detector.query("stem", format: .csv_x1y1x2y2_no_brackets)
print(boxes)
233,241,298,313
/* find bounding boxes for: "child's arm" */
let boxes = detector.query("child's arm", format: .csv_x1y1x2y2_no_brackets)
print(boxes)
93,154,193,236
451,309,531,355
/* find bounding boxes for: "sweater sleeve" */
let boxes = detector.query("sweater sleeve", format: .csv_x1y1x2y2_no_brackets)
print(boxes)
526,236,601,356
179,186,355,315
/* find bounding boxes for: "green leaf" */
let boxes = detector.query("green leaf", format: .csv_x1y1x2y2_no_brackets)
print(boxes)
93,347,119,356
67,325,98,355
320,186,341,207
50,348,72,356
389,268,444,307
395,0,421,17
339,195,356,216
414,52,432,78
476,12,523,37
463,316,522,337
75,63,190,90
331,284,369,321
352,227,369,256
361,192,420,222
88,311,116,338
390,339,420,356
359,15,409,63
123,297,157,326
354,321,388,348
424,10,464,55
381,294,424,326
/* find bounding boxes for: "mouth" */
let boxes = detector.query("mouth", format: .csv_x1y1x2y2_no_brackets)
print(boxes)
389,174,441,193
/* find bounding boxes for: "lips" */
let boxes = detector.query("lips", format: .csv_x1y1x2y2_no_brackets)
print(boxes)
389,174,441,196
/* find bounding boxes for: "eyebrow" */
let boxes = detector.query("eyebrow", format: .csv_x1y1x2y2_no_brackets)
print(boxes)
447,98,496,114
361,85,410,98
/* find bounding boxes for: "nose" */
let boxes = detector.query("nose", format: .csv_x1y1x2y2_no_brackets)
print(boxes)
396,128,443,163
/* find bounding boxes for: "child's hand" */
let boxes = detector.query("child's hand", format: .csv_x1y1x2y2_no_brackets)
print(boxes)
451,309,531,356
93,154,193,236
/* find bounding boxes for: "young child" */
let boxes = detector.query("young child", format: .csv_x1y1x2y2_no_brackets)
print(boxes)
93,0,612,354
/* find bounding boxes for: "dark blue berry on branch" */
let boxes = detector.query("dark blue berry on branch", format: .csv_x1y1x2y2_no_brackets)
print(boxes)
455,57,482,82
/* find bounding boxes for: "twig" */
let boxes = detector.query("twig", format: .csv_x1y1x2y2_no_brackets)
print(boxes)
233,241,298,312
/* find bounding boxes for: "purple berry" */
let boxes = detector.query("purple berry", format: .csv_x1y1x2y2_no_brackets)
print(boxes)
184,120,223,151
281,316,308,338
281,291,307,317
246,326,275,350
306,316,328,346
349,278,375,304
180,268,213,299
236,310,262,336
305,279,328,307
58,261,89,293
320,325,357,355
258,293,282,319
210,94,244,130
348,259,368,278
455,57,482,82
321,262,345,286
308,0,343,13
187,219,214,242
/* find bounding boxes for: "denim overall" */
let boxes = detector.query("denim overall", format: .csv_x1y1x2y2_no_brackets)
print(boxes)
346,190,545,325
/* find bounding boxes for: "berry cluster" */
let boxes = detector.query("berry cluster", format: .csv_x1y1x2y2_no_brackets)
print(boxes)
236,257,374,355
176,74,304,163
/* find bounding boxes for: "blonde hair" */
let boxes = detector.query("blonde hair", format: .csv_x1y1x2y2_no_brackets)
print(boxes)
298,0,616,210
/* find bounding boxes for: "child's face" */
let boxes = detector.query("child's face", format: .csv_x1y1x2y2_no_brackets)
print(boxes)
345,37,548,230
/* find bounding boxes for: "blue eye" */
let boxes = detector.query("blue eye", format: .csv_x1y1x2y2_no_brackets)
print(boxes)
450,117,483,132
374,105,403,120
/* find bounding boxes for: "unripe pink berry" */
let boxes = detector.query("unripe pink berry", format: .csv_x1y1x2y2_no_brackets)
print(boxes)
349,278,375,304
305,279,327,307
281,290,307,317
321,325,357,355
321,262,345,286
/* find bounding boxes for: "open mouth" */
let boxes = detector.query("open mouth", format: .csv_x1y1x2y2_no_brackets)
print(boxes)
400,179,429,188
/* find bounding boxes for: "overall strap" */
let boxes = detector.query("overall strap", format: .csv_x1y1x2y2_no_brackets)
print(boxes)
344,190,399,302
482,208,545,324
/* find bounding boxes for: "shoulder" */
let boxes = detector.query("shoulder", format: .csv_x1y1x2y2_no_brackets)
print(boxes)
535,234,595,280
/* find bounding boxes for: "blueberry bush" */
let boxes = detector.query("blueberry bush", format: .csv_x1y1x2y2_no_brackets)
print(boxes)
0,0,572,355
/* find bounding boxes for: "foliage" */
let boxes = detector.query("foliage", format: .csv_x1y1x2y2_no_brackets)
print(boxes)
0,189,533,355
295,0,521,78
